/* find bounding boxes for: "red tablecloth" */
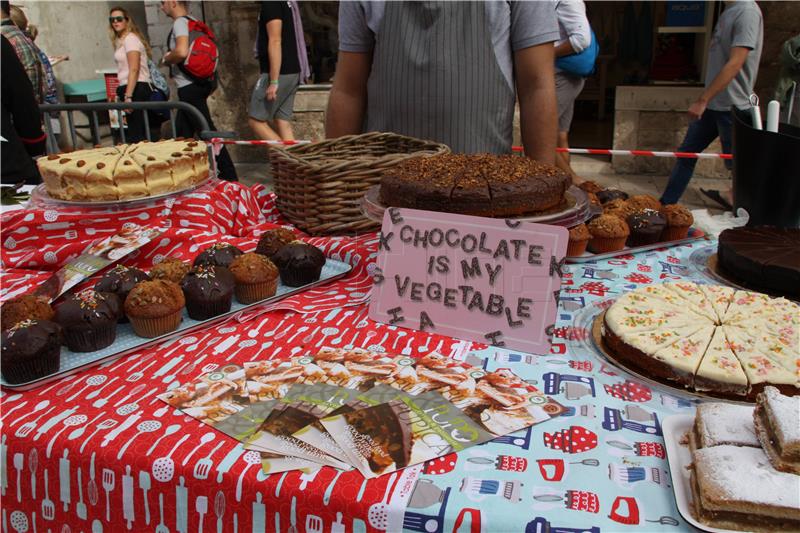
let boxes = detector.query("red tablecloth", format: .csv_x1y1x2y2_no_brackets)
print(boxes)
0,182,466,532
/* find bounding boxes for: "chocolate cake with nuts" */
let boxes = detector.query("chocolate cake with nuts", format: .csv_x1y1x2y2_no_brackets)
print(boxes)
379,154,570,217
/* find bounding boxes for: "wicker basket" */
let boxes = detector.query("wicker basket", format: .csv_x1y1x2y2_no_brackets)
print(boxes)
268,132,450,235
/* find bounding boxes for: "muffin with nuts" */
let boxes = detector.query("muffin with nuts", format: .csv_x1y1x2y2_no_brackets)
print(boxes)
660,204,694,241
603,199,629,220
125,280,185,338
1,294,55,331
567,224,591,257
150,257,191,284
95,264,150,322
194,243,243,269
588,214,630,253
229,253,279,304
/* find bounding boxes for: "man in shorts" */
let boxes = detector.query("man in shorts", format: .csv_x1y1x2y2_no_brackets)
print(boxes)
248,1,308,141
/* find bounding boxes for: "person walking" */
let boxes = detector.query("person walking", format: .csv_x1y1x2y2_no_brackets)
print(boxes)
160,0,238,181
660,0,763,208
248,0,309,141
109,7,154,143
1,1,44,104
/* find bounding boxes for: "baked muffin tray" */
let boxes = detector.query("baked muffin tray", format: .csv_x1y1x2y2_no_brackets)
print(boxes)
566,228,708,263
568,298,747,404
360,185,597,227
28,175,216,210
0,258,352,390
689,245,799,302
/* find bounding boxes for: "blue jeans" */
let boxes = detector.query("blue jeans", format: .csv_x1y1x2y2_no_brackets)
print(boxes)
660,109,733,205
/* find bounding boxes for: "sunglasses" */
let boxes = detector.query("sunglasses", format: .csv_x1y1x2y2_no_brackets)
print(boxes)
109,16,127,23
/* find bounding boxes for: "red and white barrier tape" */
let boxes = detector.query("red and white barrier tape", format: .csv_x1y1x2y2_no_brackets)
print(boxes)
210,138,731,159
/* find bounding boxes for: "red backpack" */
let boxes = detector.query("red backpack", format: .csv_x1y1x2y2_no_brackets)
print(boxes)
169,16,219,81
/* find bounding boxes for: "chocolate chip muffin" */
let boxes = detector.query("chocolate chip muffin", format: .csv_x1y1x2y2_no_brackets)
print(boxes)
95,264,150,322
181,265,235,320
193,243,243,269
626,209,667,247
229,253,279,304
125,280,185,338
596,188,629,205
271,243,326,287
660,204,694,241
588,214,630,253
1,294,55,330
1,319,62,384
150,257,191,284
55,290,121,352
255,228,296,259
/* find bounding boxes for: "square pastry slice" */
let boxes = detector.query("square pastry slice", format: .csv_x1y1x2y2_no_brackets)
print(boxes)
690,402,759,453
754,386,800,474
691,445,800,532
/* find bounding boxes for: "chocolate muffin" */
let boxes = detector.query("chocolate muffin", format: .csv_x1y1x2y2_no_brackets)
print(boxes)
660,204,694,241
95,264,150,322
567,224,591,257
255,228,296,259
1,294,54,330
626,209,667,247
1,319,62,384
193,243,243,269
596,188,629,204
150,258,190,284
125,280,185,338
272,243,326,287
588,215,630,253
55,290,121,352
181,265,235,320
229,253,279,304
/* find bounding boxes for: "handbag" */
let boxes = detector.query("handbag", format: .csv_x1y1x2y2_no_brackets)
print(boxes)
147,83,170,123
556,29,600,77
148,58,169,95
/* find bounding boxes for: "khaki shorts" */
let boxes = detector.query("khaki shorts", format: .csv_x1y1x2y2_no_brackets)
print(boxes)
249,73,300,122
555,71,585,133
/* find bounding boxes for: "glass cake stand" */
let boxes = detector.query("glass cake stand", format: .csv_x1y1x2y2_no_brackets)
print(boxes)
360,185,596,228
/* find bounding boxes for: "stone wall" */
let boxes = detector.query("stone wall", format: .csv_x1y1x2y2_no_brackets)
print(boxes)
754,1,800,103
613,86,727,178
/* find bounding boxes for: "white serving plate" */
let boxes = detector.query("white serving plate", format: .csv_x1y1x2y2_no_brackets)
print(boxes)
662,414,754,533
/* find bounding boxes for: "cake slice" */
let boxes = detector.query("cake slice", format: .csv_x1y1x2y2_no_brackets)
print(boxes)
605,292,710,336
691,445,800,532
635,284,717,323
723,290,777,325
81,155,121,201
698,284,735,323
113,153,149,199
689,402,759,453
130,150,175,195
725,326,798,398
55,154,100,200
649,325,715,386
37,154,69,197
660,282,719,323
693,327,749,396
754,386,800,474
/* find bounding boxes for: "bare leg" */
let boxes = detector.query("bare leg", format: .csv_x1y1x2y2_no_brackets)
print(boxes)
274,119,295,141
248,117,281,141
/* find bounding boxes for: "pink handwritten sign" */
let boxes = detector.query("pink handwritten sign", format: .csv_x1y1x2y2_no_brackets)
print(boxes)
369,208,568,355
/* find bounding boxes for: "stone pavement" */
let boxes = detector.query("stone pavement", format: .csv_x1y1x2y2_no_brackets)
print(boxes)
237,154,730,215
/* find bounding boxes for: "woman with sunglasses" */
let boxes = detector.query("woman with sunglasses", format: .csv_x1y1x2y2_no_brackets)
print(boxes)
109,7,153,142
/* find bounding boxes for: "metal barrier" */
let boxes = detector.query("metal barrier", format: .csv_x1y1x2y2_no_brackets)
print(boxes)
38,101,229,154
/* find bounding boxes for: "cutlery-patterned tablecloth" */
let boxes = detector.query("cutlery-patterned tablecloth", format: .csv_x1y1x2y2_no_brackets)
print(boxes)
1,181,714,532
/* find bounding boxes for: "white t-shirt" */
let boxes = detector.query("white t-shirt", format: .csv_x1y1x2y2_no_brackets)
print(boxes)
115,33,151,85
168,16,193,88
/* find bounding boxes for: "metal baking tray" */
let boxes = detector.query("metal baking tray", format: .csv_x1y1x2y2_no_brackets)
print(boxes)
566,228,708,263
28,175,217,210
0,259,353,390
360,185,598,228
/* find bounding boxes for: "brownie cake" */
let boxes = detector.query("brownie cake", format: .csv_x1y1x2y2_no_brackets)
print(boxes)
379,154,570,217
718,227,800,298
